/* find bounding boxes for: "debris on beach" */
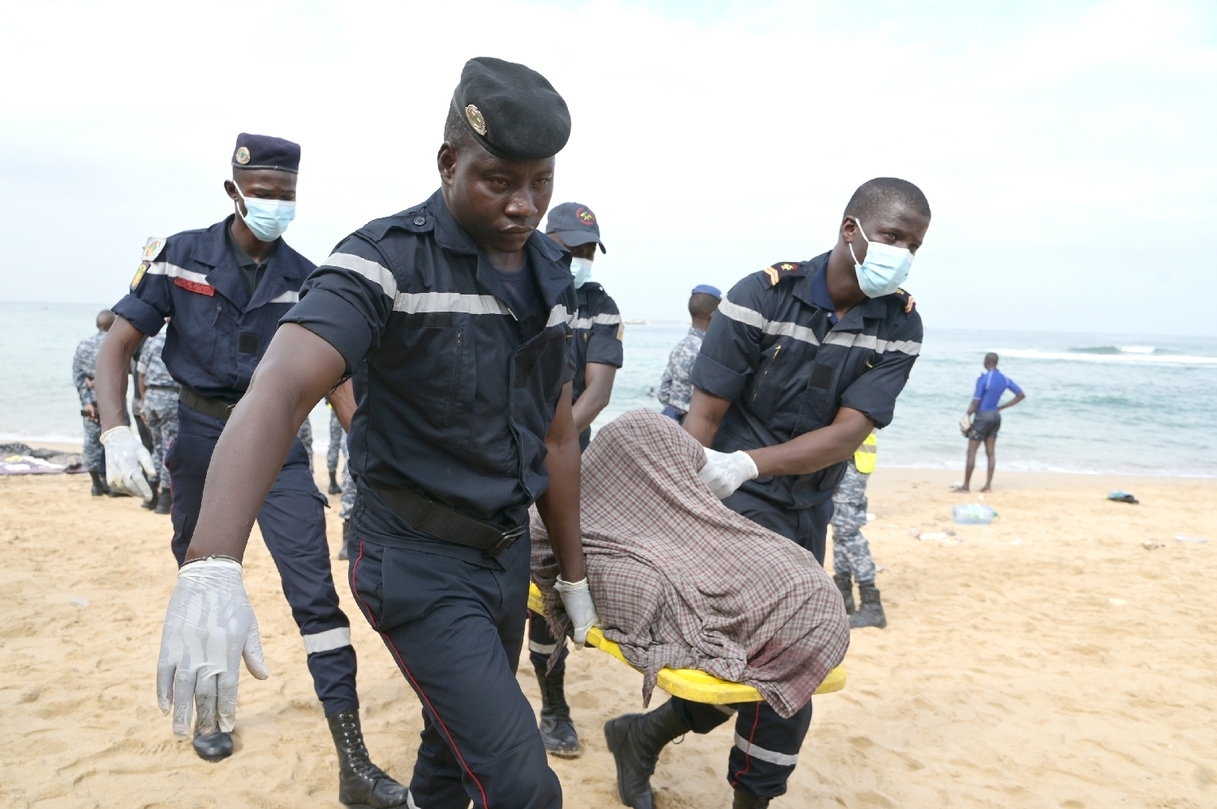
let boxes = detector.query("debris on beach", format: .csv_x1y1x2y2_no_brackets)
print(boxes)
1108,490,1139,504
1175,535,1209,544
1142,540,1164,550
952,504,997,525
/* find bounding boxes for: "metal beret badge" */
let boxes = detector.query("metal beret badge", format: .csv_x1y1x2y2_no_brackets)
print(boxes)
465,105,487,136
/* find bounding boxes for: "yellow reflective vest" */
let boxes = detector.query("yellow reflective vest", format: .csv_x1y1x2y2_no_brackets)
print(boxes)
854,432,877,475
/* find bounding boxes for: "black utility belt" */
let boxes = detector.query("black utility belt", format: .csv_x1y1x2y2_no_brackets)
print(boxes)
372,483,525,558
146,384,180,391
179,386,240,422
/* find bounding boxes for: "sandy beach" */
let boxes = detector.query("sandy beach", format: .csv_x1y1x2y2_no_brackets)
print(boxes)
1,456,1214,808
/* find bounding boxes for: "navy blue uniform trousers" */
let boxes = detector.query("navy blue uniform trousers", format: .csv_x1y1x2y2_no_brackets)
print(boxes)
668,488,833,799
350,524,559,809
167,403,358,716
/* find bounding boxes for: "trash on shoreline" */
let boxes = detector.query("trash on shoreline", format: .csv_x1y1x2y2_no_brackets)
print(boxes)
1108,598,1127,606
953,504,997,525
1108,490,1139,504
1175,535,1209,544
1142,540,1164,550
70,598,91,609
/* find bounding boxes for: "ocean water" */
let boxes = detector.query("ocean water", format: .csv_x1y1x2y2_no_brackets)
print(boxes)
3,301,1215,478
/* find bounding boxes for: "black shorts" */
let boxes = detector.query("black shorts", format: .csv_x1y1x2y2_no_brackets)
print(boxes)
967,410,1001,441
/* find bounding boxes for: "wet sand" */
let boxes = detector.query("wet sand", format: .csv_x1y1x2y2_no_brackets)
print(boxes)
1,460,1214,808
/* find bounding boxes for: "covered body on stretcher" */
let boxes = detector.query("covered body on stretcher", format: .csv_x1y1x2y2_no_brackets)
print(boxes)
528,583,846,703
531,410,851,719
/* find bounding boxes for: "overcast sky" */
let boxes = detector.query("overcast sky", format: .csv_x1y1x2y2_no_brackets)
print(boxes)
2,0,1214,335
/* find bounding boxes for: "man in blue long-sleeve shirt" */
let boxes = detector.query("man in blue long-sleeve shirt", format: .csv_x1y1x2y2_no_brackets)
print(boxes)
956,352,1025,492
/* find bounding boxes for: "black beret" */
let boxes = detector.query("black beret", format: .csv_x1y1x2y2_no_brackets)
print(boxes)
232,133,301,173
451,57,571,161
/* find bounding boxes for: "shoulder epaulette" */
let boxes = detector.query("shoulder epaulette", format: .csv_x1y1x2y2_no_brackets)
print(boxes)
362,209,434,240
761,261,805,287
141,237,167,262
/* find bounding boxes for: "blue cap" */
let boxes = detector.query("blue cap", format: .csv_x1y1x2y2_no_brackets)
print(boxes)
232,133,301,174
545,202,606,253
692,284,721,299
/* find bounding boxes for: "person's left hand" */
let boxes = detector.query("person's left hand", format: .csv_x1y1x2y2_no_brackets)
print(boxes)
156,558,269,738
698,447,759,499
554,577,599,648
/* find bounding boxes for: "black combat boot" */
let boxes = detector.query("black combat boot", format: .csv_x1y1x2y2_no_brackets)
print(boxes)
155,486,173,515
732,788,771,808
192,726,233,762
338,519,351,561
327,710,410,808
833,571,855,615
89,471,109,497
604,700,689,809
536,669,581,757
849,582,887,629
142,481,159,510
329,471,342,495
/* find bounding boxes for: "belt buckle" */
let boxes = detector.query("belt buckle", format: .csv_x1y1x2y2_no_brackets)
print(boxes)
485,523,527,558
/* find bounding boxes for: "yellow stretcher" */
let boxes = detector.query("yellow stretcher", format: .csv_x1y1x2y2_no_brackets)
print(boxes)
528,583,846,704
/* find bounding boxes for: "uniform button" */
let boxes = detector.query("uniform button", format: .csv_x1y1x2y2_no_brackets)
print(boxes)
413,216,426,226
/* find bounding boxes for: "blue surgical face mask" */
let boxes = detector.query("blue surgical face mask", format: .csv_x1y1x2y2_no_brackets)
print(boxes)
570,256,593,289
233,182,296,242
847,218,913,298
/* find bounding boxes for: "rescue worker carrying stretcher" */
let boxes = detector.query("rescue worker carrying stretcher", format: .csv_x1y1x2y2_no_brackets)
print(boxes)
605,177,931,809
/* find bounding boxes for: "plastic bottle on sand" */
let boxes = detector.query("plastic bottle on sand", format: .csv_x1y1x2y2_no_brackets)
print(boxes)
952,504,997,525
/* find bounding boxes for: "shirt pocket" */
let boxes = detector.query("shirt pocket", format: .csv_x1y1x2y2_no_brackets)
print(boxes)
745,340,786,421
376,318,472,442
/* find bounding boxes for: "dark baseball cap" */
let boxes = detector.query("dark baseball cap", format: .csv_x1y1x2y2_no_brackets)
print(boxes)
545,202,606,253
691,284,721,299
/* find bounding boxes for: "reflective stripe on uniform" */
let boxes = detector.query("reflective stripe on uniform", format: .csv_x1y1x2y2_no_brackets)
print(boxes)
734,732,799,767
719,297,820,346
407,790,420,809
322,252,399,297
547,304,574,329
267,290,299,305
302,626,352,654
529,640,559,655
823,331,922,356
713,704,739,716
324,251,573,326
395,291,510,316
145,261,210,285
570,312,623,330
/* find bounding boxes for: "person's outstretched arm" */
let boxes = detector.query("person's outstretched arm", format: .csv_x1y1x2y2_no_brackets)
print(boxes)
95,317,157,496
185,323,346,561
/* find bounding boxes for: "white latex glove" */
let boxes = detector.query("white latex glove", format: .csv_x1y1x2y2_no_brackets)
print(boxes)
100,425,156,499
554,576,599,648
698,447,759,499
156,558,269,738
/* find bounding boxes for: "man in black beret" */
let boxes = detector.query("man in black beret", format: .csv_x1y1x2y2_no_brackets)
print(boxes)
95,133,410,806
152,59,596,808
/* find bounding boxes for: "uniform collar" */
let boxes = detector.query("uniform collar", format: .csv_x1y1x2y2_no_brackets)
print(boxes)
427,189,574,312
801,251,888,330
192,216,303,311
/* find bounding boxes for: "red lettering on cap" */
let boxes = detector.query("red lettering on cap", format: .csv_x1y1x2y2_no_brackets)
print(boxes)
174,277,216,296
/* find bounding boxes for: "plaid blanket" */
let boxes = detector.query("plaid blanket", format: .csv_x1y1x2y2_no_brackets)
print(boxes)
531,409,849,718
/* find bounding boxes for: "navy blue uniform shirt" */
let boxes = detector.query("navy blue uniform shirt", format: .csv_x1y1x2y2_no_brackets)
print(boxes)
691,252,923,511
281,189,577,534
568,281,624,404
112,216,310,404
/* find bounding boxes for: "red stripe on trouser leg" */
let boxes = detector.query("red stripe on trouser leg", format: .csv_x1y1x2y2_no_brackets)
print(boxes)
378,635,491,809
729,705,762,789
